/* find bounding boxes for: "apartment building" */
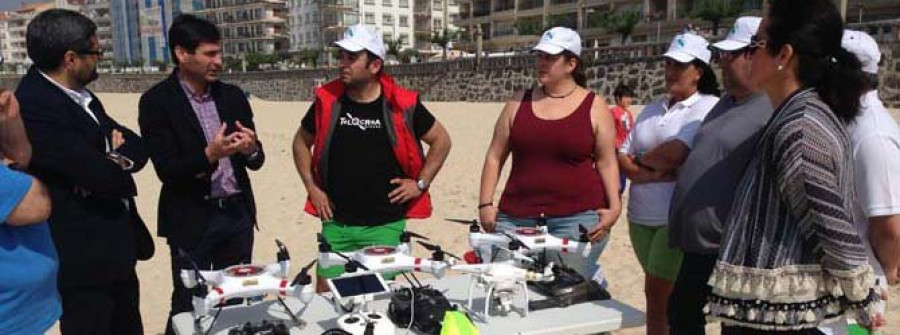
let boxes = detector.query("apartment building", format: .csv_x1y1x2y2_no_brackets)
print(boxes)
2,2,56,65
80,0,115,60
287,0,458,54
198,0,290,56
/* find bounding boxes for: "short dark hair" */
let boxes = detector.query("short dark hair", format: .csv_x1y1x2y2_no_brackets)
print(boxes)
613,84,634,100
26,9,96,72
364,50,384,75
168,14,220,66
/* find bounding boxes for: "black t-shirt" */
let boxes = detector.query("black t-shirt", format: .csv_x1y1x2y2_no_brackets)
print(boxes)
302,94,436,226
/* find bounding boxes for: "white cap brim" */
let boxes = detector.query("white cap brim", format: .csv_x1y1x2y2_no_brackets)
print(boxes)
333,40,366,53
532,42,566,55
711,39,749,51
663,50,695,63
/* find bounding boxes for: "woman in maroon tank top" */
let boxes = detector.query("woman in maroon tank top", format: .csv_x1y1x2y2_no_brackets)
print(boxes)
477,27,621,279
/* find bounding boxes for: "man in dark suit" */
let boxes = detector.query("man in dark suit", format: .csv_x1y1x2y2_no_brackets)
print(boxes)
15,9,151,335
137,15,264,333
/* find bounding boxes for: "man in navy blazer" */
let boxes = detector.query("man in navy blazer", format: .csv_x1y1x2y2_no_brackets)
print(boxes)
137,14,265,333
16,9,151,335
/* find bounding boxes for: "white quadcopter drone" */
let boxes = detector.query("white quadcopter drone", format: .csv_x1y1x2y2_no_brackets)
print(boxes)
446,217,595,264
177,240,316,332
316,232,458,279
451,260,555,318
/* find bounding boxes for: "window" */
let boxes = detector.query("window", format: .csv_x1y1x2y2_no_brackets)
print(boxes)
384,33,393,42
383,0,392,6
399,0,408,7
399,33,409,45
383,14,393,26
433,19,442,29
399,15,408,27
433,0,442,10
365,0,375,4
365,13,375,24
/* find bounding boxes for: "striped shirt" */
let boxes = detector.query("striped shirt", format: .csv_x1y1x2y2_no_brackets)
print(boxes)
705,89,880,330
178,77,240,198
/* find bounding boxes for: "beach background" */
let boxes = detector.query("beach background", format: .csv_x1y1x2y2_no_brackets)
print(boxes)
45,93,900,334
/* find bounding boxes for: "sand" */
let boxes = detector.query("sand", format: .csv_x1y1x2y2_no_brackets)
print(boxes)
42,93,899,334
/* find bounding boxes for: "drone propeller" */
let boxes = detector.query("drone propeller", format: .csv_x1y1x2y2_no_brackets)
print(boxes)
317,233,332,253
331,249,370,272
176,248,209,299
417,241,462,262
537,213,548,229
500,231,531,251
445,218,482,233
578,225,591,243
275,239,291,262
290,259,317,286
400,230,430,243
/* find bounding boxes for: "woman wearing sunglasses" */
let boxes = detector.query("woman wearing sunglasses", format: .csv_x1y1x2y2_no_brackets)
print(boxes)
705,1,884,334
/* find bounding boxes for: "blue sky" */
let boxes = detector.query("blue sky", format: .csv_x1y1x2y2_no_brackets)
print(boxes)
0,0,47,11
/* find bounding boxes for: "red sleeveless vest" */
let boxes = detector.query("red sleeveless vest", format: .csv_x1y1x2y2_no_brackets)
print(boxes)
303,74,432,219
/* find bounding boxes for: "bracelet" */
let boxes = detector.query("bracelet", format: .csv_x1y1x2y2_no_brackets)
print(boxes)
478,202,493,209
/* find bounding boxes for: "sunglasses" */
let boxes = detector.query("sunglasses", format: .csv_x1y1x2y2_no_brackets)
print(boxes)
77,49,104,57
711,48,750,61
747,35,767,54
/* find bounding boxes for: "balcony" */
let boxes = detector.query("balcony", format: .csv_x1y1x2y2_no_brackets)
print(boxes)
517,0,542,11
493,0,513,12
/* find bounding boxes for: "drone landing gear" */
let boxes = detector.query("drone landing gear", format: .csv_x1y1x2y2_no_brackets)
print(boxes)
466,277,530,319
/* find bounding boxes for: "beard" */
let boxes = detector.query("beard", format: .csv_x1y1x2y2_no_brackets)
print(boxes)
76,67,99,87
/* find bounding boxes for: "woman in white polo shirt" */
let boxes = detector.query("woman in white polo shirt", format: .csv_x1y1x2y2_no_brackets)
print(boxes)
617,32,720,335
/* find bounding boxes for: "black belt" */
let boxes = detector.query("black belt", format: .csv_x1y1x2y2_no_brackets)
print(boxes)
207,193,243,210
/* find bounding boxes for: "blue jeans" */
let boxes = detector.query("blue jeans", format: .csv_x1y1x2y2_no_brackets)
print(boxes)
496,210,609,279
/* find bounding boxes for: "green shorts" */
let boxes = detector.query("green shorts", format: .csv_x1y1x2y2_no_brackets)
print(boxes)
628,222,683,281
316,219,406,279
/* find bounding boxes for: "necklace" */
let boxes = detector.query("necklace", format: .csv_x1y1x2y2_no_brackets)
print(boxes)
541,85,578,99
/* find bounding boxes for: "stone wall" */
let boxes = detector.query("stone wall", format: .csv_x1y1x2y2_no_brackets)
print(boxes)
2,41,898,107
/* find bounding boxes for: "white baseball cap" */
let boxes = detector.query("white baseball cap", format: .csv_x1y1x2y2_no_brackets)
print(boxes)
712,16,761,51
842,29,881,74
663,32,711,64
532,27,582,56
332,24,386,60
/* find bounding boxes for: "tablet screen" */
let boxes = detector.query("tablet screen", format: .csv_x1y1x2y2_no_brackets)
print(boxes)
329,273,389,299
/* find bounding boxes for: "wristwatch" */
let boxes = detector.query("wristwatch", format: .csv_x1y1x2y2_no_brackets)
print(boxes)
106,150,135,171
416,179,429,191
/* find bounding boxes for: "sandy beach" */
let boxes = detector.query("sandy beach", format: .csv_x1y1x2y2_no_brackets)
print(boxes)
43,93,900,334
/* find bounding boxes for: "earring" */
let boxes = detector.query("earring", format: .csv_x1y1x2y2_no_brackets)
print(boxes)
777,64,783,71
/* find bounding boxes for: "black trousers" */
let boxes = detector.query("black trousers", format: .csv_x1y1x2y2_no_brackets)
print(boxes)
164,197,254,335
668,252,718,335
59,270,142,335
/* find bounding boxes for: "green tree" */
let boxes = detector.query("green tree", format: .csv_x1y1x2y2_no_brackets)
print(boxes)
385,38,403,58
593,6,642,44
426,29,459,60
515,17,543,36
298,48,322,68
399,48,419,63
691,0,746,36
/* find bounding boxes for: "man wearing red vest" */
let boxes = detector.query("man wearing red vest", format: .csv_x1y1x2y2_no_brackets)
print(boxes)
292,25,452,291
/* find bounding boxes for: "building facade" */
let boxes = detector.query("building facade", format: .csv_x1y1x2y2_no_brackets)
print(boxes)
288,0,458,54
112,0,142,64
2,2,57,65
198,0,290,56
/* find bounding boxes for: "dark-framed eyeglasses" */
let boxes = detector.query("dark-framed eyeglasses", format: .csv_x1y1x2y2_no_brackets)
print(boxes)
747,35,767,54
77,49,104,57
711,48,750,61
